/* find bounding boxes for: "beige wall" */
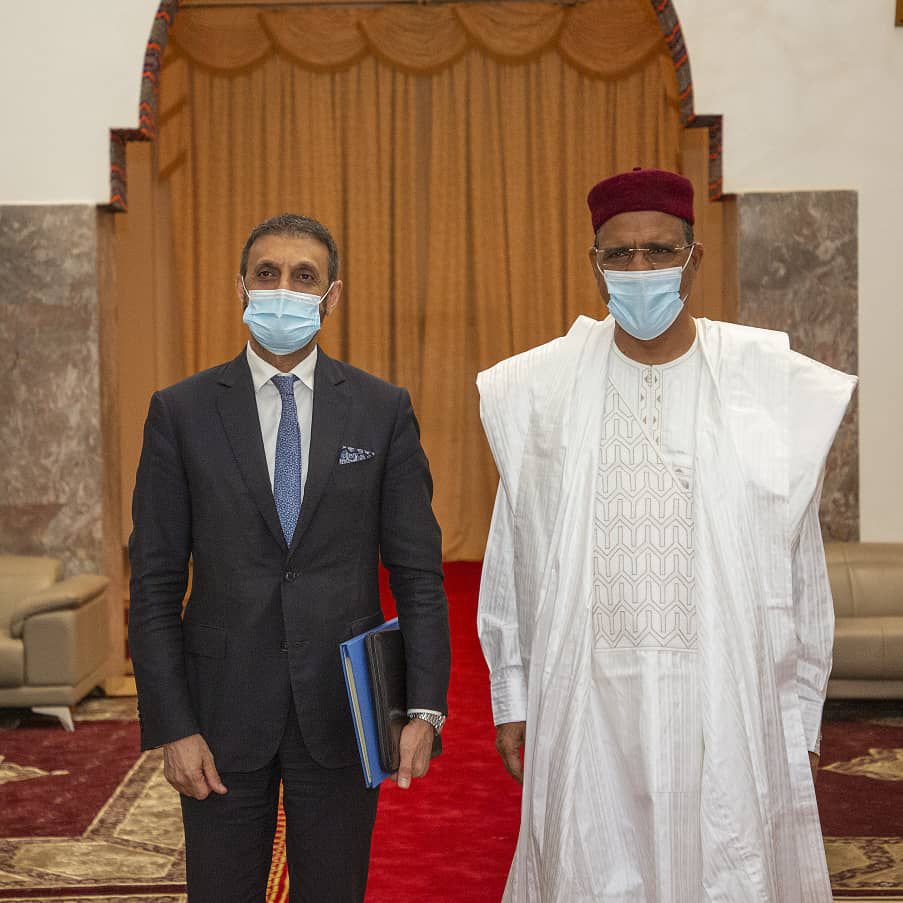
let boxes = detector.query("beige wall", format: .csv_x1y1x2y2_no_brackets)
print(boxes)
0,0,160,204
1,1,901,540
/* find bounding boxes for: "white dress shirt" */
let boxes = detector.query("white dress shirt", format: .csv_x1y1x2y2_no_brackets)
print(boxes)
246,342,317,497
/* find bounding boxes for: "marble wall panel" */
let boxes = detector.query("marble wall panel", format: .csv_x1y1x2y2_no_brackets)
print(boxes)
736,191,858,541
0,206,105,575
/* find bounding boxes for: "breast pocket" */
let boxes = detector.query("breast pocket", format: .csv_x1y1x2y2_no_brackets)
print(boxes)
335,452,379,476
330,454,382,510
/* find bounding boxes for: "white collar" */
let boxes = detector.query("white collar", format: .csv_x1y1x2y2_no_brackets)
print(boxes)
246,342,318,394
611,333,699,372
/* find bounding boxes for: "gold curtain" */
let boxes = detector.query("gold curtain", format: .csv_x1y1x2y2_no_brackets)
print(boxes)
152,0,681,558
114,140,183,544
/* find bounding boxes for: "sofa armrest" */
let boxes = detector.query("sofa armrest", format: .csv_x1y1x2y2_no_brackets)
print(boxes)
7,575,109,638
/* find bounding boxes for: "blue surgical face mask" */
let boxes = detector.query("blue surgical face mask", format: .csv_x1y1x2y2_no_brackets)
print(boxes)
241,278,333,356
600,250,694,341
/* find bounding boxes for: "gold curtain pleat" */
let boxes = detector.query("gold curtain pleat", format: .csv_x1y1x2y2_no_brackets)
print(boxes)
558,0,664,77
362,7,470,72
455,4,564,61
168,8,272,72
149,0,681,559
261,10,369,70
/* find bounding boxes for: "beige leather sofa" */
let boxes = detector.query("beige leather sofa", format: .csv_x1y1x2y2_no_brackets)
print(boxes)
0,555,111,729
826,542,903,699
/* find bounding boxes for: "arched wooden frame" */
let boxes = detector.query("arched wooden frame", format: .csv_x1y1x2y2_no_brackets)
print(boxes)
106,0,723,212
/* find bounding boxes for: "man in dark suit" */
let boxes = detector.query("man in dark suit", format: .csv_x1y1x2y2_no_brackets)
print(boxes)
128,214,451,902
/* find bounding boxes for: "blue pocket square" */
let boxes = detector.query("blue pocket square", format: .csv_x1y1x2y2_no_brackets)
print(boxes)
339,446,376,465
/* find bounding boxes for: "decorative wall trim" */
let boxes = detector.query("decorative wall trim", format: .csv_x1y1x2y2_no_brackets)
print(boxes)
107,0,724,208
106,0,181,211
649,0,723,199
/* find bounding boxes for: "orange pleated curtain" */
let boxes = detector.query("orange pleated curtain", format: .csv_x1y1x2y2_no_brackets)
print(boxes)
153,0,682,559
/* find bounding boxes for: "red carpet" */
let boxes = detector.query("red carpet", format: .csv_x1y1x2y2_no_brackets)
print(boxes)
363,561,521,902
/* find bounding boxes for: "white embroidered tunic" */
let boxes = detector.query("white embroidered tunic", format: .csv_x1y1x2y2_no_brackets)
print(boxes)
590,341,703,901
476,317,856,903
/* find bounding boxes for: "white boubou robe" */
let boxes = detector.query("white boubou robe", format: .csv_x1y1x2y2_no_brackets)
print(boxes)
476,316,857,903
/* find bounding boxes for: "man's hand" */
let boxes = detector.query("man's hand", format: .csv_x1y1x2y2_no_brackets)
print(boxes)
163,733,228,800
393,718,435,789
496,721,526,784
809,751,820,785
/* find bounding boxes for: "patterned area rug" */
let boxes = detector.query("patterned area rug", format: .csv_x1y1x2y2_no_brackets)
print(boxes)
0,697,287,903
0,699,184,901
822,700,903,900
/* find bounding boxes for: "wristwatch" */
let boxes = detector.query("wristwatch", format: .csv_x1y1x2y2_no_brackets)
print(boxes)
408,711,446,734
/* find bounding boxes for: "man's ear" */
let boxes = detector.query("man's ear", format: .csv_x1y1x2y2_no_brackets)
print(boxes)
690,242,704,270
681,243,704,298
235,274,248,310
322,280,343,319
588,249,609,302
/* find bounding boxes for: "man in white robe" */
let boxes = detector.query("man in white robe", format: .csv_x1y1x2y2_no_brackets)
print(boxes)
476,168,857,902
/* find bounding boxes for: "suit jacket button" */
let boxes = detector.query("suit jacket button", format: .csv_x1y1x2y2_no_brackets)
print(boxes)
280,641,288,653
284,571,295,582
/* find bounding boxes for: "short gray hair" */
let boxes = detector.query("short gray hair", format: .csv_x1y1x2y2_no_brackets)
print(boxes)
240,213,340,283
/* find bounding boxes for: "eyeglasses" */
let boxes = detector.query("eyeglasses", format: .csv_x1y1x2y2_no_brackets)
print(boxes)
592,243,694,272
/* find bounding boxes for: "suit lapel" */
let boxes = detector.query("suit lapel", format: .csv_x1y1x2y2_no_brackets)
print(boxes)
290,350,350,554
216,351,287,551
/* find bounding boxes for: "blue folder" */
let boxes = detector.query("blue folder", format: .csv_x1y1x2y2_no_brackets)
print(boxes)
340,617,398,788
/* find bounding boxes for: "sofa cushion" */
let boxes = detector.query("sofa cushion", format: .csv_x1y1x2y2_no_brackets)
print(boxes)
825,543,903,618
832,616,903,680
825,543,903,566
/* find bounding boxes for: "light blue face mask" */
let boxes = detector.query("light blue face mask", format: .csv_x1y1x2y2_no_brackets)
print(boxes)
241,279,333,356
601,251,693,341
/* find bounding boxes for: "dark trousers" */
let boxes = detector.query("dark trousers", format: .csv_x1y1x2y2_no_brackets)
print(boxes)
180,707,380,903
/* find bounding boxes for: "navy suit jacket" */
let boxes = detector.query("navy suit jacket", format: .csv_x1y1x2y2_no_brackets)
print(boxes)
128,348,450,772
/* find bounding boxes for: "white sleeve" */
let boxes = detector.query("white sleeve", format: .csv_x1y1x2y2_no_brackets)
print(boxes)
477,483,528,726
791,478,835,754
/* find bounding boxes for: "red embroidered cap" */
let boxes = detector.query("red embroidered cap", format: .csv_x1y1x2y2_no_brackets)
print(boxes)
587,167,695,234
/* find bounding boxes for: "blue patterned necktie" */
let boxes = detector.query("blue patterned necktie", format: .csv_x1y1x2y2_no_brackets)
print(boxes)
272,374,301,544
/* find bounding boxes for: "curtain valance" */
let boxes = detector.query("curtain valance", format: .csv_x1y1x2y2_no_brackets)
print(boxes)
169,0,665,78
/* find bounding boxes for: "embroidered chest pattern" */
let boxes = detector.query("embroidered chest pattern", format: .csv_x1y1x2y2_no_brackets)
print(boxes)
592,382,697,652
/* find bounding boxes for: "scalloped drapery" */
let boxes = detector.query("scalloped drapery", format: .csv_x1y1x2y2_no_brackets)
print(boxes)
153,0,681,558
170,0,665,79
